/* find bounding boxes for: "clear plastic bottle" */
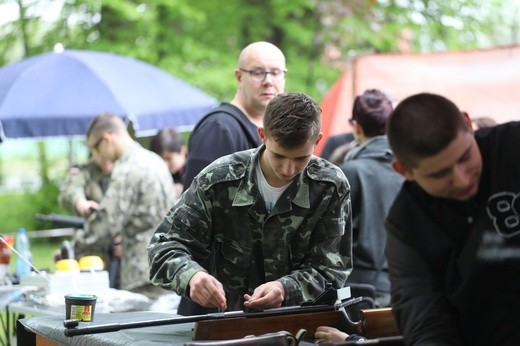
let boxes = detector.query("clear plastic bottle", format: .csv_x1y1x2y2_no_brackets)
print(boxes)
15,227,32,278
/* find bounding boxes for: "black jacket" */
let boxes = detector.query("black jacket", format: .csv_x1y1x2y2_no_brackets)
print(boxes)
385,122,520,345
183,102,260,190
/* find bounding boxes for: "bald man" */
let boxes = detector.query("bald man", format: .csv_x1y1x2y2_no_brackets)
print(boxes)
183,41,287,190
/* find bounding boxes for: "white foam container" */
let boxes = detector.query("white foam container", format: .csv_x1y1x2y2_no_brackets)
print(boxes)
20,270,110,295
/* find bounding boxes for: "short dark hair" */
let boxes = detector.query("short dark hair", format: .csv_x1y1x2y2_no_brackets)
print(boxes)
263,92,321,148
387,93,468,168
150,127,184,155
351,89,393,137
86,112,125,139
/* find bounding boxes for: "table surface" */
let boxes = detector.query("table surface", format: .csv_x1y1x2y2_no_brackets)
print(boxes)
19,311,195,346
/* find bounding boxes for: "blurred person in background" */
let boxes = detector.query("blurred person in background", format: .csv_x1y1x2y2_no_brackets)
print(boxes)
471,116,498,130
320,132,355,166
340,89,403,307
150,127,187,199
73,112,175,299
58,154,113,219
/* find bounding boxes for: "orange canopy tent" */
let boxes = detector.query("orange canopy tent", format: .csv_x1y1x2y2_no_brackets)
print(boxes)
318,44,520,155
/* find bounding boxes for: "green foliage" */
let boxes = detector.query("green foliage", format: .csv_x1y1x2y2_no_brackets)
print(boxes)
0,193,30,233
3,0,516,103
0,180,69,233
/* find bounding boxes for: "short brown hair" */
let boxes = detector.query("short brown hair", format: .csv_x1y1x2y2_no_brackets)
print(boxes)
263,92,321,149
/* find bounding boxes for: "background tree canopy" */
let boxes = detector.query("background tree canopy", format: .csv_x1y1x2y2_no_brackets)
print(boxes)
1,0,518,103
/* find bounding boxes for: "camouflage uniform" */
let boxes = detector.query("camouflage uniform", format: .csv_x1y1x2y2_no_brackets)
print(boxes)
148,145,352,311
74,143,176,292
58,160,111,215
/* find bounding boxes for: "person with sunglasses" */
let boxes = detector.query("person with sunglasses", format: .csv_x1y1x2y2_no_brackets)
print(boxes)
72,112,176,300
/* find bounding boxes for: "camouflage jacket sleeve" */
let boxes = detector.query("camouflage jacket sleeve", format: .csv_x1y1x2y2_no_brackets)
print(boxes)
58,162,101,214
147,180,213,297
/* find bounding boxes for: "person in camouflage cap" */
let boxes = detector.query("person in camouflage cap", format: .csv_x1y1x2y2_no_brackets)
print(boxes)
77,113,176,299
148,91,352,313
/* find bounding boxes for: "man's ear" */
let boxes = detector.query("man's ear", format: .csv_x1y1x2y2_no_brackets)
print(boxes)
314,132,323,146
258,127,266,144
392,159,414,181
461,111,474,134
235,68,242,82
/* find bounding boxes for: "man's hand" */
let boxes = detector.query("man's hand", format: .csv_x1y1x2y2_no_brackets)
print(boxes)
76,199,100,218
188,271,227,310
243,281,284,310
314,326,348,342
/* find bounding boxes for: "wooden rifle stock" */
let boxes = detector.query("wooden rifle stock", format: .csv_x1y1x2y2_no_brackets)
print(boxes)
193,309,344,341
193,302,402,341
354,308,400,339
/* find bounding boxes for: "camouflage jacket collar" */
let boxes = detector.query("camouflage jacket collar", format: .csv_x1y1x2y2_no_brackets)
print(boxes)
232,145,311,211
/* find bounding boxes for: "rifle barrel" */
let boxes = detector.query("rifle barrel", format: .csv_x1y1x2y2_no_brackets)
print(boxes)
35,213,85,228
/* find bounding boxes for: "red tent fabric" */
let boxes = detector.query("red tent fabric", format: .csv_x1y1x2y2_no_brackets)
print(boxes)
318,44,520,155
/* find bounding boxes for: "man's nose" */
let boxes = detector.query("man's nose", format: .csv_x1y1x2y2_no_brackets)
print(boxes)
281,162,296,176
453,164,471,187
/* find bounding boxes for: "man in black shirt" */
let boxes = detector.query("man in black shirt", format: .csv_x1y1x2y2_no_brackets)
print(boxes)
385,93,520,345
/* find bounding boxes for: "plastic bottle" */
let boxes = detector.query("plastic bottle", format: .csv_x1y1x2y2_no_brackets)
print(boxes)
15,227,32,278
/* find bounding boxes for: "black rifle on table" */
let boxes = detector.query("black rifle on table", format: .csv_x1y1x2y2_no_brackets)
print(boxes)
63,284,361,337
35,213,85,229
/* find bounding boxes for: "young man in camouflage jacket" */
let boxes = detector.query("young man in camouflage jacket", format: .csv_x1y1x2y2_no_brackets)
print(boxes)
148,92,352,313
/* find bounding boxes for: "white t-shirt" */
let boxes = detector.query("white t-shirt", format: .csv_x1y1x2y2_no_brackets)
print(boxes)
255,159,290,213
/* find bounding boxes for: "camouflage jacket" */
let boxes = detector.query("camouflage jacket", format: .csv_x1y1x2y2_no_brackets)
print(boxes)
148,145,352,311
75,143,176,291
58,160,111,214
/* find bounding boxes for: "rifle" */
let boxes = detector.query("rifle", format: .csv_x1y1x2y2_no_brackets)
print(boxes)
35,213,85,229
63,285,361,338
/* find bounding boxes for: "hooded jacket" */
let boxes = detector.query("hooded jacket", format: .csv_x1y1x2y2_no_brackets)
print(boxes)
341,136,403,293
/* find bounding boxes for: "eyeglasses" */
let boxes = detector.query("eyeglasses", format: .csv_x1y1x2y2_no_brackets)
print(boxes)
239,68,287,82
90,137,104,152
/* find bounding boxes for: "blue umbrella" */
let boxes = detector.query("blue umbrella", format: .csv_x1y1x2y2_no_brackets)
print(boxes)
0,49,217,140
